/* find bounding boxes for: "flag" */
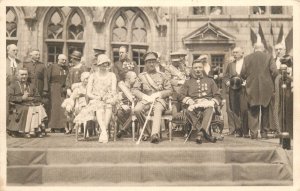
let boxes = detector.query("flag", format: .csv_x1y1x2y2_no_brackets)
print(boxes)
285,28,293,55
250,28,257,45
270,22,275,45
258,22,268,50
277,24,284,44
269,22,275,56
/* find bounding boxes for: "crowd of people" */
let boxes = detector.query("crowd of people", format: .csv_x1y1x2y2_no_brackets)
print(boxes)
6,41,293,144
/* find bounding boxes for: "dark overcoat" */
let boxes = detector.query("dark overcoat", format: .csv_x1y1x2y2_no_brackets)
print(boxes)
240,51,278,107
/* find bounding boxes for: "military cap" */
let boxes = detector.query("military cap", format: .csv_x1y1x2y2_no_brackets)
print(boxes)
70,50,82,60
192,54,208,65
171,58,181,62
58,54,67,60
93,48,106,57
143,51,158,61
170,49,187,56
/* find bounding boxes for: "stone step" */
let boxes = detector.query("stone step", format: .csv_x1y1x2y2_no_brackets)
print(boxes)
7,163,292,185
7,147,285,165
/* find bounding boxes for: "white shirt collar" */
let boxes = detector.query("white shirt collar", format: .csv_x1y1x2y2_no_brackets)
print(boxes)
235,58,244,75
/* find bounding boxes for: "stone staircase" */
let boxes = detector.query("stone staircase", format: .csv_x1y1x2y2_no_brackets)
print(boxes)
7,146,292,186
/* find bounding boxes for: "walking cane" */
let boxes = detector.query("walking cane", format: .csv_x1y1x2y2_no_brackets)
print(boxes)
136,100,156,145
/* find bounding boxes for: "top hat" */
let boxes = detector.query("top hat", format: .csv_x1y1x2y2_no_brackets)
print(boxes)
230,76,242,90
280,55,293,67
143,51,158,62
70,51,82,60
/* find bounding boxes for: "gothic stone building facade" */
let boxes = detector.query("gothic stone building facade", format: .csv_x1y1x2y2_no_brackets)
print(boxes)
6,6,293,74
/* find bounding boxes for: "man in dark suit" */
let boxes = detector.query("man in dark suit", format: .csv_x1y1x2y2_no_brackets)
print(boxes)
240,43,278,139
23,49,48,97
6,44,22,85
6,44,23,121
223,47,249,137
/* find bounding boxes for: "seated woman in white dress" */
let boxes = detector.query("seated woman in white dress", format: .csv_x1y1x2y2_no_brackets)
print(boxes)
62,72,90,134
74,54,117,143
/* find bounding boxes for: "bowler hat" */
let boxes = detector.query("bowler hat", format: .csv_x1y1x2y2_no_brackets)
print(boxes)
70,51,82,60
143,51,158,61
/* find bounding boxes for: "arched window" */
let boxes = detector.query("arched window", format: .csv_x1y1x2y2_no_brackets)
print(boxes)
111,8,150,73
44,7,85,64
6,7,18,46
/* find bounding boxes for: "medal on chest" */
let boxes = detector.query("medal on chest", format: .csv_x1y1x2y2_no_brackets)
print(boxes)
123,61,134,70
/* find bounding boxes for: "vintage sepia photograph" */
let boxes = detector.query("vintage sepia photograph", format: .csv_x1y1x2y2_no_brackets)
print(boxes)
1,0,298,190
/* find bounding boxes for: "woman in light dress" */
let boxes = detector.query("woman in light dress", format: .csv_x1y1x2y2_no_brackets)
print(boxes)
74,54,117,143
62,72,90,134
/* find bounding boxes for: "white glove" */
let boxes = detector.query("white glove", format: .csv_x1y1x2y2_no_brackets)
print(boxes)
142,95,154,103
187,99,195,105
67,89,72,96
207,100,215,107
213,75,218,79
121,104,130,111
151,92,162,99
225,81,230,87
178,80,185,85
66,105,72,112
242,80,246,86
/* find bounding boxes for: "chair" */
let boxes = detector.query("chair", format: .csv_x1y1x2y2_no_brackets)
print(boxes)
182,101,224,142
75,114,98,142
132,96,173,142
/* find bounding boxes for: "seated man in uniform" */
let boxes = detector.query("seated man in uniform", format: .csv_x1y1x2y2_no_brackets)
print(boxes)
165,49,190,116
7,68,47,138
178,58,222,144
132,51,172,144
116,71,137,138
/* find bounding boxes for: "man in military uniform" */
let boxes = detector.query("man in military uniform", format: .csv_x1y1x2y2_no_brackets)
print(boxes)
165,49,189,115
113,46,139,82
132,51,172,143
179,58,222,144
91,48,106,71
